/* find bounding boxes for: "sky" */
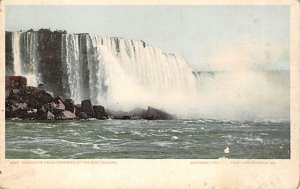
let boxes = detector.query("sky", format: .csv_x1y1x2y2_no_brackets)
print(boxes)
5,5,290,71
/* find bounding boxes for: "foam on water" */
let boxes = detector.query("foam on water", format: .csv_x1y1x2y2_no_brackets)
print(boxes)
5,119,290,158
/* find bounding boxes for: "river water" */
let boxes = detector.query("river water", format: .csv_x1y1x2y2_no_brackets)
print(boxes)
5,119,290,159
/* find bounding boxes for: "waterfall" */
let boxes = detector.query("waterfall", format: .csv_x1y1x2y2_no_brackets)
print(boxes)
60,33,197,110
11,32,41,86
61,34,83,103
8,31,198,112
12,32,22,76
6,30,289,119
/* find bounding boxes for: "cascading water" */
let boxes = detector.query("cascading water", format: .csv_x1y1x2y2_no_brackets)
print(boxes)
12,32,22,76
61,34,83,103
11,32,41,86
59,33,197,111
6,30,289,119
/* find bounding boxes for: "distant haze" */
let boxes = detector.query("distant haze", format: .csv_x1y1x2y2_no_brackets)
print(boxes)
6,5,289,71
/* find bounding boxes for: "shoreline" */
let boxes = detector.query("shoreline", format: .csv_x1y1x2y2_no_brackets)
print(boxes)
5,75,175,121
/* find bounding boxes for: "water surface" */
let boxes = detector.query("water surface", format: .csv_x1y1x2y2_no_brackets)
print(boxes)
5,119,290,159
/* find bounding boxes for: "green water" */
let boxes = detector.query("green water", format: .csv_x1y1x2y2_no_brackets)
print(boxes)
5,119,290,159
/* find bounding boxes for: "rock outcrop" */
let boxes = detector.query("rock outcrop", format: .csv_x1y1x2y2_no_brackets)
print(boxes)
5,76,175,121
56,110,76,120
129,108,147,120
5,76,108,120
81,100,95,118
106,109,131,120
93,105,107,120
143,106,173,120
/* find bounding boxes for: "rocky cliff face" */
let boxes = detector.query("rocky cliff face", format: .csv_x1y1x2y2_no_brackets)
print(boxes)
5,29,67,96
5,32,14,75
37,29,65,96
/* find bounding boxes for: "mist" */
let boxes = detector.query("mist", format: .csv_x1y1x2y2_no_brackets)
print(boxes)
101,40,290,121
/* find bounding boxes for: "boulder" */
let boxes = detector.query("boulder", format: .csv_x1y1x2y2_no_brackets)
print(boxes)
5,105,17,118
129,107,147,119
5,76,27,90
27,98,43,109
5,110,18,118
47,91,55,98
36,106,47,119
75,104,83,112
37,91,54,104
64,99,76,113
65,99,74,105
93,105,107,120
38,83,45,90
44,102,56,112
34,105,56,120
54,96,63,103
81,100,95,118
11,89,20,95
15,102,28,110
46,111,55,120
26,86,41,94
106,109,131,119
143,106,173,120
56,100,65,110
19,109,37,119
6,93,22,102
56,110,76,120
76,111,88,119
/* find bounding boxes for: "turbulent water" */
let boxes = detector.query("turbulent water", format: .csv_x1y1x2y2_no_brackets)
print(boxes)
5,31,290,159
6,119,290,159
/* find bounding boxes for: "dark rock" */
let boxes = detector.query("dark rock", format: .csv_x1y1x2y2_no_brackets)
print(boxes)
5,32,14,75
64,99,76,113
5,106,18,118
93,105,107,120
27,90,54,105
5,76,27,90
81,100,95,118
26,86,41,93
44,102,56,111
11,89,20,95
54,96,63,103
4,102,29,119
35,105,55,120
76,111,88,119
6,93,22,102
40,91,55,104
38,83,45,90
37,29,65,97
106,109,131,119
56,110,76,120
19,109,37,119
129,107,147,119
65,99,74,105
36,106,47,119
27,98,43,109
143,106,173,120
75,104,83,113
